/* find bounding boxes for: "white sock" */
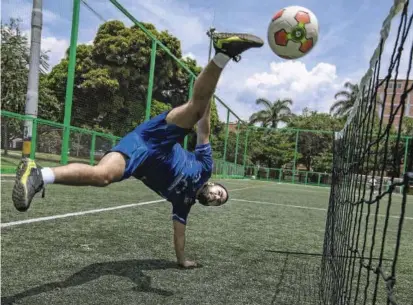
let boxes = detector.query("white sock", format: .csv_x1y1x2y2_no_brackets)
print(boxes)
41,168,55,185
212,53,230,69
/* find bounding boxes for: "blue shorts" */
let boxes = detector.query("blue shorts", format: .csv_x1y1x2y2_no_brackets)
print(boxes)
109,111,191,180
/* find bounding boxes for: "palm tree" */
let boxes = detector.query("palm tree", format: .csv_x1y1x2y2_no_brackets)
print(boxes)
330,81,360,117
249,98,293,128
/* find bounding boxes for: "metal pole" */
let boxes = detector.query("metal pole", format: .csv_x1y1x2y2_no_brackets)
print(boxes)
184,75,194,149
223,109,230,162
243,129,250,168
206,27,215,144
207,27,216,61
292,130,299,183
403,137,409,175
61,0,81,164
23,0,43,158
145,40,157,121
234,122,240,164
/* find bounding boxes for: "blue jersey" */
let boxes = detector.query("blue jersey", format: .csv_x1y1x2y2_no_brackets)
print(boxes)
109,111,213,225
135,143,213,224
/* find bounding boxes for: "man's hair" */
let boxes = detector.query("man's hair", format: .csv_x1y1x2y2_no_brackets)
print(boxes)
214,182,229,204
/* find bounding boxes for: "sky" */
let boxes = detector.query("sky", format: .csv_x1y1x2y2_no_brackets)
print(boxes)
2,0,412,122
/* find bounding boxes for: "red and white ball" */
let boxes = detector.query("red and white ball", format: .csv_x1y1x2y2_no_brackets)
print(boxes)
267,6,319,59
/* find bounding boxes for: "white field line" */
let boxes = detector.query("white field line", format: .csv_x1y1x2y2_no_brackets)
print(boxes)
231,199,413,221
1,186,264,228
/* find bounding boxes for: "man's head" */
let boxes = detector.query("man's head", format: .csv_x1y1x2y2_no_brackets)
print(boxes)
196,182,229,206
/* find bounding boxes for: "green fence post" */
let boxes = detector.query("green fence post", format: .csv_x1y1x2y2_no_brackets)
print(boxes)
223,109,230,163
234,122,240,164
243,128,250,168
318,173,321,186
145,40,157,122
403,137,409,175
184,76,194,149
61,0,81,165
30,118,38,159
305,171,308,185
292,130,299,183
90,133,96,165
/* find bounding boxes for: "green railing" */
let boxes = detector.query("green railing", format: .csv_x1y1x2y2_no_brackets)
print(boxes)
59,0,245,165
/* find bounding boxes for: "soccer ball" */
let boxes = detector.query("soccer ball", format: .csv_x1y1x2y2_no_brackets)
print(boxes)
267,6,319,59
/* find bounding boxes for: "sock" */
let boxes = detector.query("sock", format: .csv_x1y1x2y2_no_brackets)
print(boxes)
41,168,55,185
212,53,230,69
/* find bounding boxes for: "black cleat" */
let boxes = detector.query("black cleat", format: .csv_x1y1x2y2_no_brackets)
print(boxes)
210,32,264,62
12,158,45,212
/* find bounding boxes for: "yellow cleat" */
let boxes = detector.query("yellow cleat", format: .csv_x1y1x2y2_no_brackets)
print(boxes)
12,158,45,212
211,32,264,62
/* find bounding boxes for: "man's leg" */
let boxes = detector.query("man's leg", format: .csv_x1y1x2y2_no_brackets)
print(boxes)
12,152,126,212
166,32,263,129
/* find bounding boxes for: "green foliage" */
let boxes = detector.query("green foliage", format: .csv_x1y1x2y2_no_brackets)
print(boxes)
149,99,172,118
402,117,413,135
330,81,359,117
1,18,60,155
287,108,344,171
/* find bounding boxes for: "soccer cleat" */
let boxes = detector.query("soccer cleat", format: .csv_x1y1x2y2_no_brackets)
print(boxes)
12,158,45,212
211,32,264,62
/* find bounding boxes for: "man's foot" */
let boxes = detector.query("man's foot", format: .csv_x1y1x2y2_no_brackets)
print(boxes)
12,158,45,212
211,32,264,62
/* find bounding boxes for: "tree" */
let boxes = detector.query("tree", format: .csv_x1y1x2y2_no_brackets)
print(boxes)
46,20,204,137
1,18,59,155
401,117,413,135
288,108,344,171
330,81,359,117
249,98,293,128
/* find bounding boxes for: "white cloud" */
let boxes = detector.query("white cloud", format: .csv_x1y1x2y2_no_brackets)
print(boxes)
1,0,63,27
22,29,69,70
119,0,213,52
41,36,69,68
243,61,346,114
183,52,196,60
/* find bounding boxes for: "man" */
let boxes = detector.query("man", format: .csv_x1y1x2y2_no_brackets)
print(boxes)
12,31,264,268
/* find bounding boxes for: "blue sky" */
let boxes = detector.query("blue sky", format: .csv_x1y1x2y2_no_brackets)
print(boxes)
2,0,412,121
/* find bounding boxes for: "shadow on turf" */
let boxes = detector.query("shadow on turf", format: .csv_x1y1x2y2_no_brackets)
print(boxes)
2,259,196,304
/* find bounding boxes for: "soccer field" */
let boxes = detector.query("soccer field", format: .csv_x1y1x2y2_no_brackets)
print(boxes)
1,178,412,305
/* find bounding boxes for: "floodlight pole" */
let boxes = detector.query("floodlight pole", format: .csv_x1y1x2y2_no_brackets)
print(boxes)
206,27,215,61
23,0,43,158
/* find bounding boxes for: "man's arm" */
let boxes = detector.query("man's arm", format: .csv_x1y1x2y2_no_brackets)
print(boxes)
196,98,212,145
173,220,197,268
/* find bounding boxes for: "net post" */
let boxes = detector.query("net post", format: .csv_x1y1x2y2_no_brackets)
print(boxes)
184,75,194,149
145,39,157,122
292,130,299,183
223,108,230,162
61,0,81,165
29,118,38,159
234,121,240,164
90,132,96,165
305,171,308,185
